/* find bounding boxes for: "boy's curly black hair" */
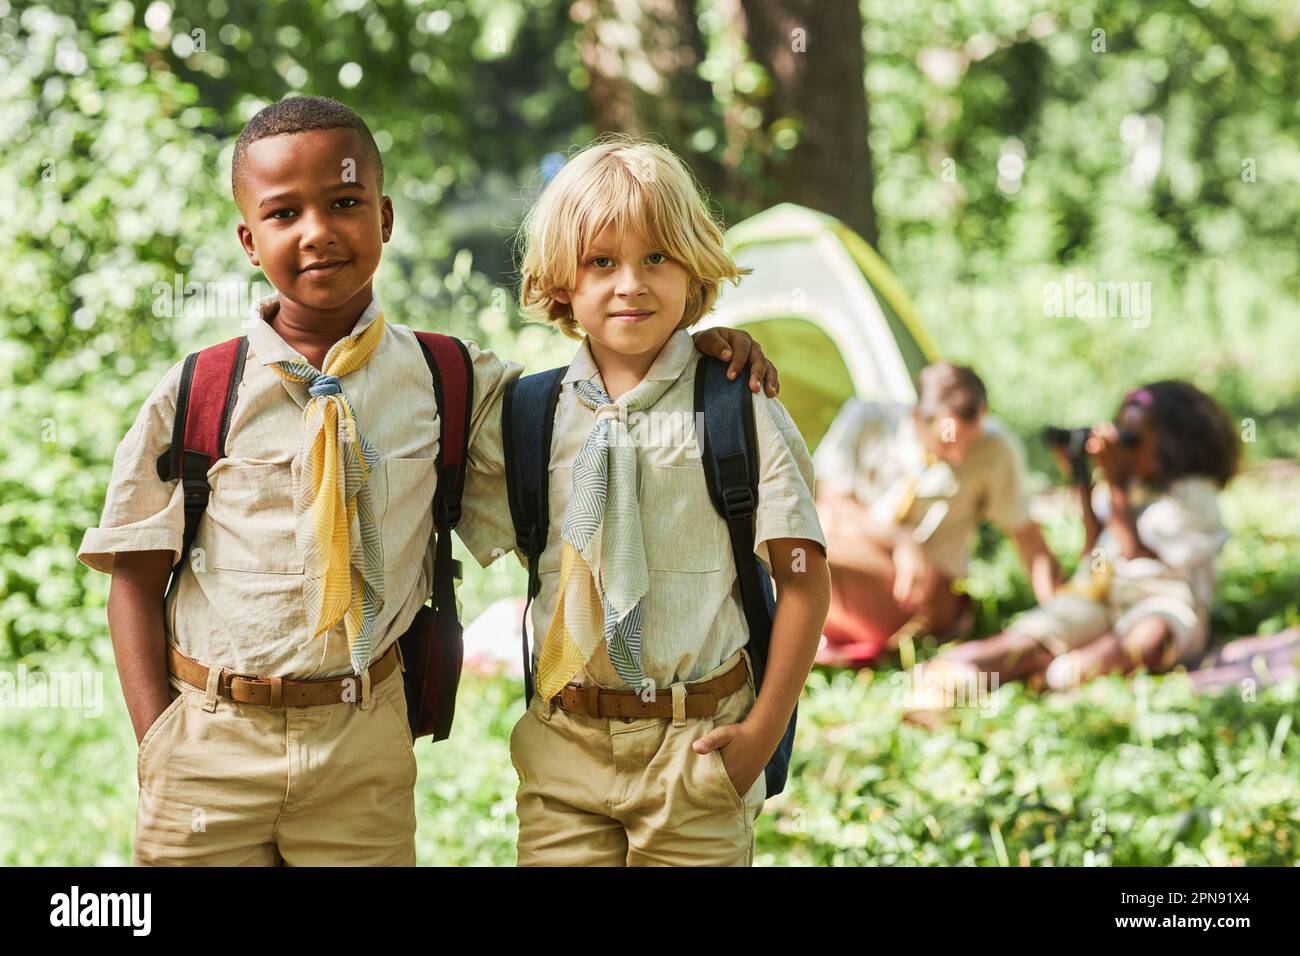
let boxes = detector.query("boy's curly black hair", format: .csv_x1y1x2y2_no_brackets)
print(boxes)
231,95,383,203
1120,380,1241,488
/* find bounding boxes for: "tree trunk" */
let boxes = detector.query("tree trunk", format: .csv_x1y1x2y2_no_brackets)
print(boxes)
737,0,876,244
573,0,876,241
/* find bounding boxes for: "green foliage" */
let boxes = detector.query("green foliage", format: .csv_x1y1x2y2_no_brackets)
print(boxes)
856,0,1300,465
763,666,1299,866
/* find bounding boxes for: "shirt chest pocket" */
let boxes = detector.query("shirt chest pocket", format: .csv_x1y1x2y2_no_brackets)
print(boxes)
376,456,438,582
204,463,304,574
537,463,724,574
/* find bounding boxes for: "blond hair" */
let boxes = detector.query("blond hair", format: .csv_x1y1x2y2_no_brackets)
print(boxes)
516,135,747,339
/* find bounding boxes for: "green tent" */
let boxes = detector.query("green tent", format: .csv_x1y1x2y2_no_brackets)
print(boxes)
700,203,938,451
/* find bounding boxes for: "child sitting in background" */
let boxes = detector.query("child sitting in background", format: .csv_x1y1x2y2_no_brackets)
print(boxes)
924,380,1240,691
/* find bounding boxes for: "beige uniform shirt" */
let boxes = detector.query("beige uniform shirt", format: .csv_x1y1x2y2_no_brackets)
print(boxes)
458,329,827,690
78,293,520,679
813,399,1031,579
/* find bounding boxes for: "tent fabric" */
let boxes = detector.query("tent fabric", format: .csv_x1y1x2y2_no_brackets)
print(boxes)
699,203,938,451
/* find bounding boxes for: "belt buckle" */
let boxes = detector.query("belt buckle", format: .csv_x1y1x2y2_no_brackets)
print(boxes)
556,681,582,712
220,669,262,700
556,681,603,716
546,683,572,711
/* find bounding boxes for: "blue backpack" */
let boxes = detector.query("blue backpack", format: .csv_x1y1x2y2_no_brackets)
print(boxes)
501,357,797,798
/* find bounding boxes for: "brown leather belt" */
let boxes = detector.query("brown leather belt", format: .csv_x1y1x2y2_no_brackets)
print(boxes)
167,642,401,708
550,655,748,719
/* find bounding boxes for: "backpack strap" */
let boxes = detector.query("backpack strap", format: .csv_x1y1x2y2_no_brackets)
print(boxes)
154,336,248,598
502,366,567,706
695,357,796,799
412,332,473,536
412,331,474,741
695,357,775,675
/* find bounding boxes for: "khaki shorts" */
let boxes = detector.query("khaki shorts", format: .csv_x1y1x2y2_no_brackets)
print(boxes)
134,661,417,866
1008,575,1206,664
510,648,767,866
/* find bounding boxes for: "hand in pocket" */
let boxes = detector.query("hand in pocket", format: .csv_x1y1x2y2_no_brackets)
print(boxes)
135,688,180,746
693,719,766,799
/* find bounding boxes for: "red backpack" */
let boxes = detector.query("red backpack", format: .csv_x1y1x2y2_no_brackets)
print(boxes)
153,332,473,743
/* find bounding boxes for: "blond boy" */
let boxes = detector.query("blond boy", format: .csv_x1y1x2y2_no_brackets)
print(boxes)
459,138,831,866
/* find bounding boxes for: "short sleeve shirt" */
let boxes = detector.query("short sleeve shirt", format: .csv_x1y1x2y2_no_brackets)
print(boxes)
813,399,1032,579
78,292,521,679
457,329,826,688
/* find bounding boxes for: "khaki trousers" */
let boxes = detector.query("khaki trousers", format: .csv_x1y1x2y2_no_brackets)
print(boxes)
510,649,767,867
134,661,417,866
